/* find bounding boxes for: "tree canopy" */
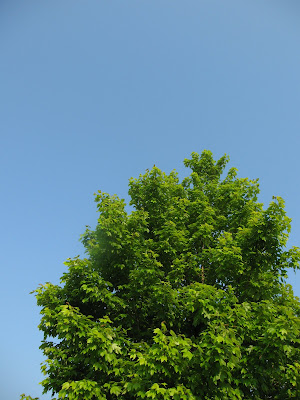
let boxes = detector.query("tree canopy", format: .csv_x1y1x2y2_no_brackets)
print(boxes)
23,151,300,399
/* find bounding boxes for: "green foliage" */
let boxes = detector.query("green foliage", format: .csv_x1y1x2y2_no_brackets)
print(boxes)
23,151,300,399
20,395,40,400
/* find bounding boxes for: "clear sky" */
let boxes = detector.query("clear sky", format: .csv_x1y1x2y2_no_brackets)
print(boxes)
1,1,300,399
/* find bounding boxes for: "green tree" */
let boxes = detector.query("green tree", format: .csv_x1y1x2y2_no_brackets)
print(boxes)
24,151,300,399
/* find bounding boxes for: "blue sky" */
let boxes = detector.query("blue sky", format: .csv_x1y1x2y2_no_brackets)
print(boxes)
1,1,300,399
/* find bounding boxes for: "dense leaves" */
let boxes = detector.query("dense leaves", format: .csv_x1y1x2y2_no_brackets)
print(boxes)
24,151,300,399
